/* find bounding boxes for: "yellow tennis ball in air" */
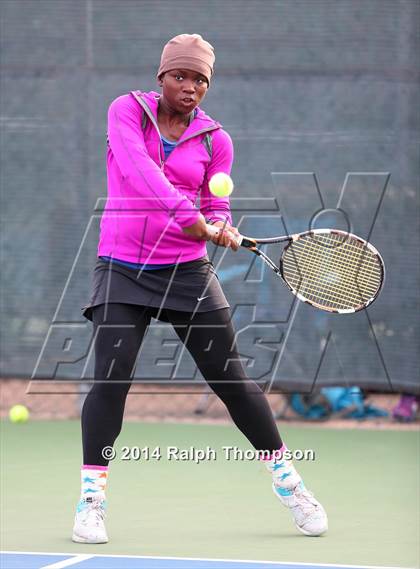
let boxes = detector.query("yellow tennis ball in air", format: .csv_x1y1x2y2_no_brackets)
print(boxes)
209,173,234,197
9,404,29,423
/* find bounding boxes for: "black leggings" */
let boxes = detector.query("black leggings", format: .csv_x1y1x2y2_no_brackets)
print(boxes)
82,303,282,465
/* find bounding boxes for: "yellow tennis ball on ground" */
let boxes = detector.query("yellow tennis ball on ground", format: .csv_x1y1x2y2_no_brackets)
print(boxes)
209,172,234,197
9,404,29,423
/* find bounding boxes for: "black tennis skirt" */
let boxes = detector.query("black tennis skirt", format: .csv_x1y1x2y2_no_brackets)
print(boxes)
81,256,230,322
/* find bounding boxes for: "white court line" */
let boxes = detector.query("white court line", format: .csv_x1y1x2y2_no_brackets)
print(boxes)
39,554,94,569
0,551,414,569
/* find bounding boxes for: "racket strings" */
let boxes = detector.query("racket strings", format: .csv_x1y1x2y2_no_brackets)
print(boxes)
284,271,373,308
285,252,380,293
284,260,379,308
281,233,382,310
285,238,382,307
285,242,381,304
287,241,380,295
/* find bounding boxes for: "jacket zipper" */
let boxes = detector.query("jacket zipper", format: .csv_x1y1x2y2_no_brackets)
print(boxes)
131,92,219,168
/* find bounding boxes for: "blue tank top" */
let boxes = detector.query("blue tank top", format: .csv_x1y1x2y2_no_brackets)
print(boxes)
161,134,178,159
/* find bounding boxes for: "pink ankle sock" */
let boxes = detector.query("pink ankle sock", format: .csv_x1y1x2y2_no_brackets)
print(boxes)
259,443,288,462
81,465,109,497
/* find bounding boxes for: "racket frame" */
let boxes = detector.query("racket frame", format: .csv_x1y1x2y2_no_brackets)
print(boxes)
208,226,385,314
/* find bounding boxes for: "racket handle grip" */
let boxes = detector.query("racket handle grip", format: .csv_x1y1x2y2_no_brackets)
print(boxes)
238,236,257,248
206,225,256,248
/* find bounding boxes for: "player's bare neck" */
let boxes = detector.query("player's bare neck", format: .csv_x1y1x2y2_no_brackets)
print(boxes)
157,97,193,140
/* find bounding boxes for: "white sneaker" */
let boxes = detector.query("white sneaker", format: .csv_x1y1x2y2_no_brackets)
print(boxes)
273,480,328,536
72,495,108,544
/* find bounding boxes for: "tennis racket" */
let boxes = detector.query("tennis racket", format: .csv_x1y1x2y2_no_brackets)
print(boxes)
207,226,385,314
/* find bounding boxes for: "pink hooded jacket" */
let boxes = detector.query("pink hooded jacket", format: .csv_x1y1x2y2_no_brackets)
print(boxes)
97,90,233,264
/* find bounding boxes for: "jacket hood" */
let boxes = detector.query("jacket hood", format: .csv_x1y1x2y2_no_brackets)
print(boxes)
136,90,222,133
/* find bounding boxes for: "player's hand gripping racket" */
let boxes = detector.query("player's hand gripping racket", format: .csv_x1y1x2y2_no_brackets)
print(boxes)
207,226,385,313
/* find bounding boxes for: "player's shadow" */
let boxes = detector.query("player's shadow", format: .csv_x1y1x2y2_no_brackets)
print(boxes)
249,531,305,539
225,529,307,540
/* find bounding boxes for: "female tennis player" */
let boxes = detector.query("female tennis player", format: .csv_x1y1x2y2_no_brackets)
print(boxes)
73,34,327,543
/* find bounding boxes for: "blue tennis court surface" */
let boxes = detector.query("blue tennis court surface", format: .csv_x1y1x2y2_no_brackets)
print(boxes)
0,552,409,569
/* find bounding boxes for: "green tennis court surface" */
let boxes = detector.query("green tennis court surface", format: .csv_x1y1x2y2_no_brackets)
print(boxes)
1,421,418,568
0,552,413,569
